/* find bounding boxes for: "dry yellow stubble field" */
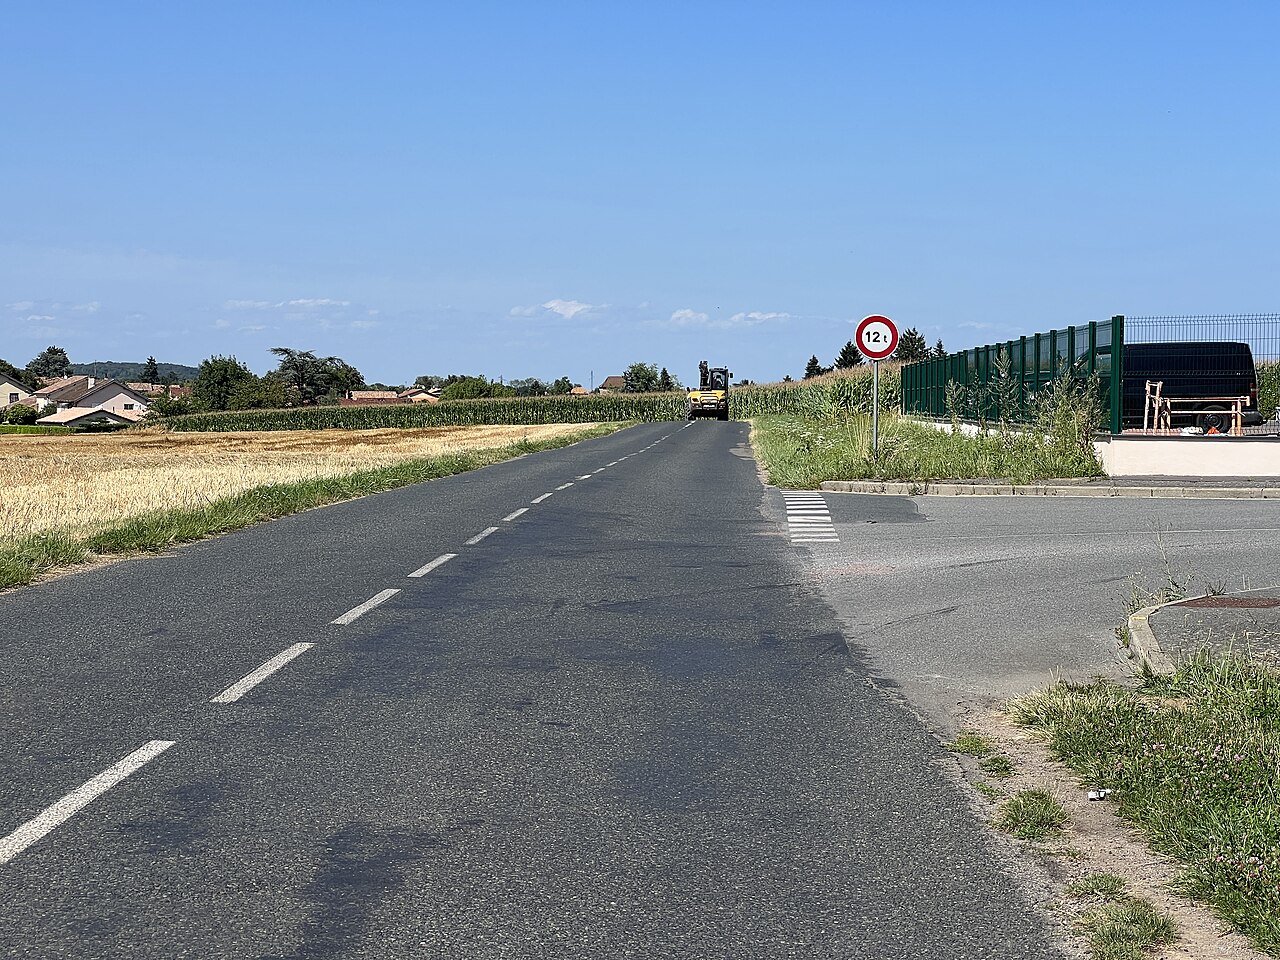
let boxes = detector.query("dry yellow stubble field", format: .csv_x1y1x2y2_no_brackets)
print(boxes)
0,424,594,539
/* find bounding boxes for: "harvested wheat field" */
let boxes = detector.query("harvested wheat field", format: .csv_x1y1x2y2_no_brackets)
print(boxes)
0,424,595,539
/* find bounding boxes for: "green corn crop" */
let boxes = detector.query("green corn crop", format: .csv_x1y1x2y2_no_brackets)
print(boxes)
159,369,905,432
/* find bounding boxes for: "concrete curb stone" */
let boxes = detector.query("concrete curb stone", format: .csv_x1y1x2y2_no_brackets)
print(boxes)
820,480,1278,499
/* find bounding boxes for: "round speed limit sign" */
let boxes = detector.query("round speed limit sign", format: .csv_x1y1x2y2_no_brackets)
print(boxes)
855,314,899,361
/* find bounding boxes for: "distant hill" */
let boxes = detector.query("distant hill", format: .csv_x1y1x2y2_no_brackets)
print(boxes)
71,361,201,383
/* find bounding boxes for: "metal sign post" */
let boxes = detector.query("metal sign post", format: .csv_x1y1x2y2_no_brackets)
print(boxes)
855,315,900,460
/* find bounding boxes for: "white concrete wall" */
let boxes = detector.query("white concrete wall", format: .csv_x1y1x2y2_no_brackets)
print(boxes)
1095,436,1280,477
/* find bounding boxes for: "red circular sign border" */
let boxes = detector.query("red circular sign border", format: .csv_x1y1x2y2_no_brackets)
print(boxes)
856,315,899,361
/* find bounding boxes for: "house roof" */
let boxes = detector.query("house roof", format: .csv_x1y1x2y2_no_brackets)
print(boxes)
569,386,590,395
599,376,626,389
349,390,401,400
33,375,93,403
0,373,34,394
36,407,144,426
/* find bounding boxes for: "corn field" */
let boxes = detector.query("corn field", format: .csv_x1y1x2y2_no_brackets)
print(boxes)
160,367,905,432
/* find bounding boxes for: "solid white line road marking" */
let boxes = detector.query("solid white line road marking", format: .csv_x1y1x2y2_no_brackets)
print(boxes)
332,588,401,625
465,526,499,545
556,483,574,490
531,493,553,503
503,508,528,522
211,643,314,704
409,553,457,578
0,739,176,865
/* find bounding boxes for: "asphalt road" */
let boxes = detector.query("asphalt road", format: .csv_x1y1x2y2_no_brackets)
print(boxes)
1,422,1066,959
808,491,1280,727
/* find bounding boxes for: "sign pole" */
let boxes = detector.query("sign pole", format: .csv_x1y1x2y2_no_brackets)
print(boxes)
872,360,879,459
854,315,899,462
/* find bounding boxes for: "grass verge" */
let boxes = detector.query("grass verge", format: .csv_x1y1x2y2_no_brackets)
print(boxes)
0,424,73,435
1009,653,1280,953
0,423,623,590
750,413,1103,488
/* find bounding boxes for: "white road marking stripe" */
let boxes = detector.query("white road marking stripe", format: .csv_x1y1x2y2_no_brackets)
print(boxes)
556,482,574,490
0,740,176,865
211,643,314,703
607,461,619,467
531,493,553,503
577,474,592,480
409,553,457,578
593,468,605,473
503,508,528,522
332,588,401,625
465,526,500,545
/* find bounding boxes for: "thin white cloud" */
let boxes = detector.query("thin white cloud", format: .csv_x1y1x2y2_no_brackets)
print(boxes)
350,319,378,330
71,301,100,313
24,314,56,322
542,298,594,320
7,300,35,311
238,324,267,333
510,299,602,321
727,311,791,326
225,299,272,310
669,308,709,326
213,318,232,329
286,298,350,308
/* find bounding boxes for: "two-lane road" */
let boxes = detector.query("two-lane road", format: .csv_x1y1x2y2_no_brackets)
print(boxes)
2,422,1062,958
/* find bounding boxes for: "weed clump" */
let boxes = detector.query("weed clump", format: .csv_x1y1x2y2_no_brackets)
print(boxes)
997,788,1068,840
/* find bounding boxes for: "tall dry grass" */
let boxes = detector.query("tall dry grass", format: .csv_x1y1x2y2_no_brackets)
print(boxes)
0,424,592,540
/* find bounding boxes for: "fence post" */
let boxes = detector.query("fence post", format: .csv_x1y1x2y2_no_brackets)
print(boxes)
1110,315,1125,434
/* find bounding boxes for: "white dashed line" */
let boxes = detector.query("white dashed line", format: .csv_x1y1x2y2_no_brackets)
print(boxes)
783,492,839,545
607,461,619,467
332,588,401,625
593,468,605,474
531,493,553,504
577,474,592,480
409,553,457,578
556,483,574,491
211,643,314,704
0,739,176,865
465,526,499,545
503,508,528,522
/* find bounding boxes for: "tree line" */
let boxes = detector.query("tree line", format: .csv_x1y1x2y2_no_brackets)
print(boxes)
801,327,945,380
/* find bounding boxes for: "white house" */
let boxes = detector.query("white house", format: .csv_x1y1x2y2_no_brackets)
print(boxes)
0,373,34,410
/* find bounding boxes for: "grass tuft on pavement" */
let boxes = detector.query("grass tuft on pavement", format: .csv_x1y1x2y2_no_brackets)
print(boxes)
997,788,1068,840
1009,653,1280,953
0,424,622,590
1067,873,1128,900
1077,896,1177,960
945,730,997,757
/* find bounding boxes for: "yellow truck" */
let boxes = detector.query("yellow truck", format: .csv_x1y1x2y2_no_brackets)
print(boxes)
686,360,732,420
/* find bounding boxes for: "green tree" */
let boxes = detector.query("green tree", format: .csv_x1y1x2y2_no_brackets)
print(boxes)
0,358,29,385
510,378,547,396
782,374,793,382
657,367,674,392
145,393,193,419
622,362,660,393
441,376,515,400
142,356,160,384
834,340,865,369
804,355,824,379
933,338,947,359
549,376,575,394
229,370,288,409
270,347,340,404
895,327,930,363
191,355,256,411
26,345,73,383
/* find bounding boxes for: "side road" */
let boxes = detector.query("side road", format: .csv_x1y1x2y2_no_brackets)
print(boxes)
0,423,1064,958
802,491,1280,728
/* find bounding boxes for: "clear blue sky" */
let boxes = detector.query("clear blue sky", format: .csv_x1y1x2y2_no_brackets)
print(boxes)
2,1,1277,385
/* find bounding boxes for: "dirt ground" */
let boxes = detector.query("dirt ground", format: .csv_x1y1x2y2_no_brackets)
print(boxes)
961,711,1267,960
0,424,595,539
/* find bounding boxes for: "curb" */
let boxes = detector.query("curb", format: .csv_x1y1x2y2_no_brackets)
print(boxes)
1124,584,1280,677
819,480,1279,499
1125,604,1178,676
